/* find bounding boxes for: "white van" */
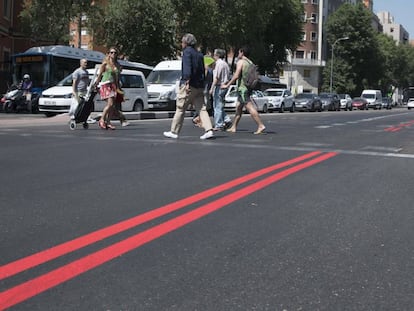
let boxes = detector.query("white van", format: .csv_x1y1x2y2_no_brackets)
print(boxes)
361,89,382,109
39,68,148,116
146,60,181,110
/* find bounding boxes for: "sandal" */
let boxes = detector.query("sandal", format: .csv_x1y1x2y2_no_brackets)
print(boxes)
99,120,107,130
106,124,116,130
253,127,266,135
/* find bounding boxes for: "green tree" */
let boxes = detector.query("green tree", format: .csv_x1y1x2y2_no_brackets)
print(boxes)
90,0,176,65
20,0,76,44
20,0,304,72
214,0,304,74
323,3,384,95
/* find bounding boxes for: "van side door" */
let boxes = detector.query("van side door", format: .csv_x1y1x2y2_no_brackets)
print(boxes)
120,74,148,111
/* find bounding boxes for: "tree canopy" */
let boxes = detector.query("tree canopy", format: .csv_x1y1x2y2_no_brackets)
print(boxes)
323,2,414,96
20,0,304,71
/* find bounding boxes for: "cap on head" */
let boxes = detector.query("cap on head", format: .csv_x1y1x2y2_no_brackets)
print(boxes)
23,74,30,79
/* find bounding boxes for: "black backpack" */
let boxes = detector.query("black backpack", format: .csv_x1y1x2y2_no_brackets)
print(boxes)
244,59,260,91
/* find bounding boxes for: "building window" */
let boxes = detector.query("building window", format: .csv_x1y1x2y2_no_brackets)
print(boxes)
301,0,308,3
311,32,317,41
310,51,317,59
311,13,318,23
304,69,311,78
301,32,306,41
295,51,305,59
2,50,11,72
302,13,307,22
311,0,318,4
3,0,11,19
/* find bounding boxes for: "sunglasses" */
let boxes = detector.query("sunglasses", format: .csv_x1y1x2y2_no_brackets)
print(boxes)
109,51,117,54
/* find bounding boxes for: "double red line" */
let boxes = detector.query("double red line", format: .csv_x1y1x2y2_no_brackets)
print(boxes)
384,120,414,132
0,151,337,309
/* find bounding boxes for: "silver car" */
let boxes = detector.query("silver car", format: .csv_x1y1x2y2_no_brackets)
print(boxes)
263,88,295,113
224,86,269,113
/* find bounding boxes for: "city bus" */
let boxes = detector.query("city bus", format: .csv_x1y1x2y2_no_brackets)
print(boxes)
11,45,153,94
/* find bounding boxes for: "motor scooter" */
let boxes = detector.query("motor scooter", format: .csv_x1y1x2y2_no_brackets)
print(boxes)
1,85,39,113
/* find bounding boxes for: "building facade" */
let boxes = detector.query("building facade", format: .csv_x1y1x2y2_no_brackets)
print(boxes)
279,0,358,94
279,0,371,94
377,11,409,45
0,0,35,92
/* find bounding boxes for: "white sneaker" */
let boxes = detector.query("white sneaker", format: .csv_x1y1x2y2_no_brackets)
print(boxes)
87,117,96,124
121,121,130,127
163,131,178,139
200,130,214,140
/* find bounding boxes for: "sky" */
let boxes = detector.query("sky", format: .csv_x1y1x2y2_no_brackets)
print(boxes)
373,0,414,38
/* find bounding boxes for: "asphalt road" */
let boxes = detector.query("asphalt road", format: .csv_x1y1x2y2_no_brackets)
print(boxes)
1,109,414,310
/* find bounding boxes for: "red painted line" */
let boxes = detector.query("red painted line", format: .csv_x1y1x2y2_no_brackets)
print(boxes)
0,152,338,310
0,151,322,281
384,120,414,132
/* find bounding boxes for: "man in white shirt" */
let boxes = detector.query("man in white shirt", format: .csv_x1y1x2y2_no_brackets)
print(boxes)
210,49,232,131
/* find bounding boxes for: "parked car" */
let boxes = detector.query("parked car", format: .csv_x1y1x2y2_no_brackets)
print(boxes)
338,93,353,111
224,86,269,113
224,85,238,111
251,90,270,113
352,97,369,110
319,93,340,111
382,97,392,109
361,89,382,109
293,93,322,112
407,98,414,110
263,88,295,113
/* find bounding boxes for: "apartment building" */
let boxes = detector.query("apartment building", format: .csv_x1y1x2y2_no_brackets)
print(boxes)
279,0,362,94
377,11,409,45
0,0,35,92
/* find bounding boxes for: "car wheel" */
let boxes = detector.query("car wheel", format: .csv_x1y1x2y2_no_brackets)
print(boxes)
279,103,285,113
133,100,143,112
289,103,295,113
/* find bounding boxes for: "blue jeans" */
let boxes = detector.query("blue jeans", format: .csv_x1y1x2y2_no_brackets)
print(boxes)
213,86,231,128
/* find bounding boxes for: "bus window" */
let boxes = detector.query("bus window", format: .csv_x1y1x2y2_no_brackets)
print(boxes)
13,55,48,89
12,45,153,93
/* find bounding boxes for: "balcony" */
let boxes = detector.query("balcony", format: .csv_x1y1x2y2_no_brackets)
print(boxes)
292,58,325,67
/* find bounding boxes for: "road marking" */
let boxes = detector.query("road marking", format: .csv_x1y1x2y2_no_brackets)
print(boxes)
0,151,337,309
314,112,412,129
0,151,321,281
362,146,403,153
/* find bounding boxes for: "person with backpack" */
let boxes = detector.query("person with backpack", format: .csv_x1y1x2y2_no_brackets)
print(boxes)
222,46,266,134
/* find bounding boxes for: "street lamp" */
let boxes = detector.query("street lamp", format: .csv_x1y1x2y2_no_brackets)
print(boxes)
286,49,293,91
329,36,349,93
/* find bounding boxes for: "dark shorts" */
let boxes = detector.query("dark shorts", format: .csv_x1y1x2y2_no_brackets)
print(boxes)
237,88,252,106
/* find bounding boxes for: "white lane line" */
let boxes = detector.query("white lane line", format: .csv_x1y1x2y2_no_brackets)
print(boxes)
315,112,413,129
362,146,403,153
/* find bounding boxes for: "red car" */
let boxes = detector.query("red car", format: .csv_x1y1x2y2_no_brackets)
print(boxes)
352,97,369,110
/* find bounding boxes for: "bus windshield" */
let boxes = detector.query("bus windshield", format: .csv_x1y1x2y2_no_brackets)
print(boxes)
13,56,48,89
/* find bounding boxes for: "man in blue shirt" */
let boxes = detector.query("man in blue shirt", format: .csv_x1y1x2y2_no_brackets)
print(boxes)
163,33,214,140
